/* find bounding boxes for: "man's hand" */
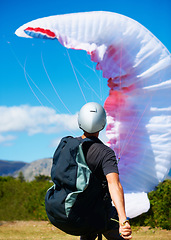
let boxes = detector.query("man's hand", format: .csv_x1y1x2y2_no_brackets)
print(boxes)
119,221,132,239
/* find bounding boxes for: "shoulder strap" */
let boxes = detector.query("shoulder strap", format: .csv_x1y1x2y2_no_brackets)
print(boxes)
79,136,102,158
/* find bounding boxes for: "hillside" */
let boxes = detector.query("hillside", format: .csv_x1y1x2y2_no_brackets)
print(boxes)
0,158,52,181
0,160,28,176
13,158,52,181
1,158,170,182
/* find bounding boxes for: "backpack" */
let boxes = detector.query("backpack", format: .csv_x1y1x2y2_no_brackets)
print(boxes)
45,136,110,236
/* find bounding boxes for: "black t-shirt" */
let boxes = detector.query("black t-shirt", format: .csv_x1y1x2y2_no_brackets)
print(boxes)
81,137,120,228
81,137,119,180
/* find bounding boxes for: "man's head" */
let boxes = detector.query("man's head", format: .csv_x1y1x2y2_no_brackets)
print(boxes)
78,102,106,134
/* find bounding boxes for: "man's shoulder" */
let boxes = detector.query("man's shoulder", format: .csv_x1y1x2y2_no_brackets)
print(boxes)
90,140,114,153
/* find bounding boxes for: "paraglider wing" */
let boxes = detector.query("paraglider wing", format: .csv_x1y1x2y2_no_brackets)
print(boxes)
15,11,171,218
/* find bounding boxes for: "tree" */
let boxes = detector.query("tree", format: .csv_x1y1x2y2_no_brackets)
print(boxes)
18,171,25,182
34,174,51,182
147,179,171,229
131,179,171,230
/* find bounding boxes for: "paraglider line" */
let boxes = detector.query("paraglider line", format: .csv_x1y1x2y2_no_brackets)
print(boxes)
66,50,87,102
23,59,59,112
85,59,104,101
7,41,61,112
6,40,81,136
41,53,72,114
74,67,103,101
82,60,104,102
118,43,123,159
70,49,103,100
24,59,43,106
120,99,151,158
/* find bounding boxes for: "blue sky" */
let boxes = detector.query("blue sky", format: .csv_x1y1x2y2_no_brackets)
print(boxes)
1,0,171,162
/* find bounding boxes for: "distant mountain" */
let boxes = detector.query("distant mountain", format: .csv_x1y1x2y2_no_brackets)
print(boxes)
1,158,170,182
13,158,52,181
0,160,28,176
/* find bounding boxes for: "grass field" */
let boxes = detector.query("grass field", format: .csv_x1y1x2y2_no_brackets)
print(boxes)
0,221,170,240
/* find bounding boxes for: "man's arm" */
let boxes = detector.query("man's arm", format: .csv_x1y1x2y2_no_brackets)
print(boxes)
106,172,132,239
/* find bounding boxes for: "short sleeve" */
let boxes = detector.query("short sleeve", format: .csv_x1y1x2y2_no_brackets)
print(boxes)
101,147,119,176
85,141,119,178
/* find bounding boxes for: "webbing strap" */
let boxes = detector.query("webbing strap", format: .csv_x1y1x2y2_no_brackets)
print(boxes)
98,233,102,240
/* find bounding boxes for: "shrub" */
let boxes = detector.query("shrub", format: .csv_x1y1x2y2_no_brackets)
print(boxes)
131,180,171,230
0,176,170,229
0,177,53,221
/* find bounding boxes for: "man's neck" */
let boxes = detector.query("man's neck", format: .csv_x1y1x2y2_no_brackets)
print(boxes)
81,131,99,139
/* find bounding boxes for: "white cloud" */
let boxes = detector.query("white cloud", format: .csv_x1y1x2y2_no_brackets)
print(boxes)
50,137,62,148
0,105,79,136
0,105,109,148
0,134,17,145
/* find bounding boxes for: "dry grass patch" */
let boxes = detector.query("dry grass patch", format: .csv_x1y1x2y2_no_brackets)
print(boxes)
0,221,170,240
132,226,171,240
0,221,79,240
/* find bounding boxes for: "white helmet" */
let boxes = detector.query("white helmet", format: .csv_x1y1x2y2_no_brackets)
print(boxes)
78,102,106,133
